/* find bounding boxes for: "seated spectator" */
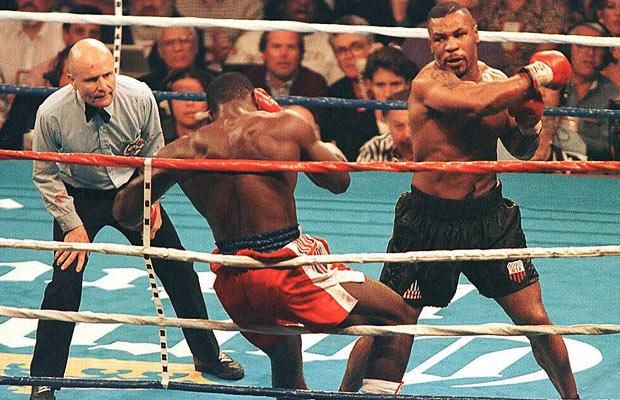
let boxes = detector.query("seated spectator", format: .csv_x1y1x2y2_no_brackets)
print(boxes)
594,0,620,36
318,15,377,161
0,47,71,150
477,0,570,75
27,5,102,86
226,0,342,84
0,0,64,127
176,0,265,70
242,31,327,106
0,0,64,84
332,0,398,43
362,45,418,134
126,0,179,53
594,0,620,84
140,27,213,91
559,22,620,160
65,0,126,44
357,89,413,162
601,46,620,85
161,67,212,143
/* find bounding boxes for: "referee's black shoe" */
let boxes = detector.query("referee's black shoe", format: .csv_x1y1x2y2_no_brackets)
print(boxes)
194,351,244,380
30,386,56,400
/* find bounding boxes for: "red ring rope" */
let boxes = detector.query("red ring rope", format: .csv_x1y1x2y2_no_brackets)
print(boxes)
1,149,620,174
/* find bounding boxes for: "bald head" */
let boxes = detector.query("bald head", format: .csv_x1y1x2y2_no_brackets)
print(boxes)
68,38,116,108
68,38,113,75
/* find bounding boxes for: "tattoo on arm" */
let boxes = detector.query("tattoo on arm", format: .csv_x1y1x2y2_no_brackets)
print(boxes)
430,70,459,90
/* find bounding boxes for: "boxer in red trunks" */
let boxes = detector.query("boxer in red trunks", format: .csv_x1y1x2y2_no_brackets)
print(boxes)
113,72,418,394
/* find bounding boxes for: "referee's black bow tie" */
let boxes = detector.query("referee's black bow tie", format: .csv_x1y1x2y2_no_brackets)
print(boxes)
85,104,111,123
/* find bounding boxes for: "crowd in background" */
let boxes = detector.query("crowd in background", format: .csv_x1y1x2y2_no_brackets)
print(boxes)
0,0,618,162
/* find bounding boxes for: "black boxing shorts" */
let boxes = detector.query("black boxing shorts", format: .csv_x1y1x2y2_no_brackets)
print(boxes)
379,181,539,308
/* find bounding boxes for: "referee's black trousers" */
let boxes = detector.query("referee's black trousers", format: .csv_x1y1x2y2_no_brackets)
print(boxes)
30,185,220,379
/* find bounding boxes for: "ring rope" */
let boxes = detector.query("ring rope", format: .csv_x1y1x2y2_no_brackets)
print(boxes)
1,305,619,337
140,157,170,388
2,150,620,173
112,0,122,74
1,238,618,267
0,376,542,400
1,10,619,47
1,85,619,119
0,15,613,395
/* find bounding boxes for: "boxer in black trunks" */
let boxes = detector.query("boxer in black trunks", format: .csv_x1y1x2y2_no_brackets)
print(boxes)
340,2,579,398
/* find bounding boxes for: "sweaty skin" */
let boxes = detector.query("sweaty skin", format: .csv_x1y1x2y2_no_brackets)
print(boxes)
113,85,418,392
409,10,537,199
113,101,349,242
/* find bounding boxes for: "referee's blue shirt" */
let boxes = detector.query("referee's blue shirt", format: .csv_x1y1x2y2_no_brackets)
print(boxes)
32,75,163,233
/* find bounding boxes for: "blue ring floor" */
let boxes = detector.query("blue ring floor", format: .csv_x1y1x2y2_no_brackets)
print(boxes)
1,160,619,399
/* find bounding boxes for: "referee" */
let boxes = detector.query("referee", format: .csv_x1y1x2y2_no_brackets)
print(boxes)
29,39,243,400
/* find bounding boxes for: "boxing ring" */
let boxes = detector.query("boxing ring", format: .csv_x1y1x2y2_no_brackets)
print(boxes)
1,7,620,400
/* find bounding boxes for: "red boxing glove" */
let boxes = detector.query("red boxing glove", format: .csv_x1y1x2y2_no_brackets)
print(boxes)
509,89,544,128
521,50,572,90
509,90,544,136
253,88,282,112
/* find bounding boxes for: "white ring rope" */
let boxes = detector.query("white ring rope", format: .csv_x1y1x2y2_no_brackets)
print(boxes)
112,0,123,75
141,157,170,388
1,11,619,47
0,237,618,267
0,305,618,337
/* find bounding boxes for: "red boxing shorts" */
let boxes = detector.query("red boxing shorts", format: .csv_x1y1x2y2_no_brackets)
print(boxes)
211,226,365,350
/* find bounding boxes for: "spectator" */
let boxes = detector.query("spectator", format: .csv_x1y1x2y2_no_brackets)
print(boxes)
126,0,178,53
28,5,102,86
318,15,378,161
0,47,72,150
594,0,620,84
477,0,570,75
601,46,620,85
559,21,620,160
357,89,413,162
332,0,397,43
64,0,123,44
0,0,64,84
176,0,265,70
243,31,327,103
226,0,342,84
161,67,212,143
140,27,212,91
0,0,64,128
362,45,417,134
594,0,620,35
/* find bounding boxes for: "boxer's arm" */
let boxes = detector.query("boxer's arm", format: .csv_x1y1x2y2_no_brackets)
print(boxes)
292,114,350,194
412,68,532,117
113,135,197,228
